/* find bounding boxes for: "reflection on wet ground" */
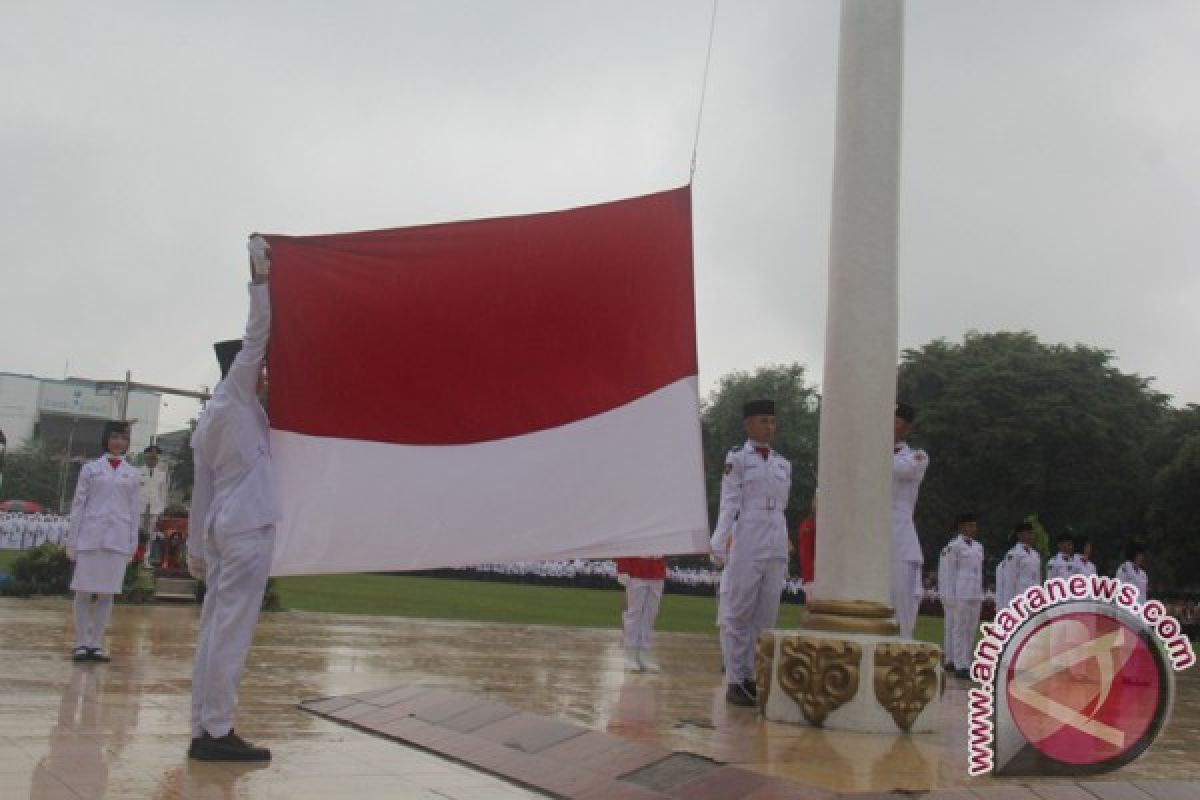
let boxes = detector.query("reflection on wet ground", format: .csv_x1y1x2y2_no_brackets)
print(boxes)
0,597,1196,797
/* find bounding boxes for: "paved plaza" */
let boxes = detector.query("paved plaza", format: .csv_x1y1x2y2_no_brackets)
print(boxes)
0,597,1196,799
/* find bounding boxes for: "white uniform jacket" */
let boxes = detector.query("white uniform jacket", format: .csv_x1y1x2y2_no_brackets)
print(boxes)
1046,553,1077,581
891,442,928,564
188,283,281,563
139,464,169,515
1115,561,1148,604
68,457,140,555
998,543,1041,608
942,535,984,601
710,441,791,561
1074,555,1098,576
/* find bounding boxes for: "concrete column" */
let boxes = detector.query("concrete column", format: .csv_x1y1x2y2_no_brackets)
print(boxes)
808,0,905,628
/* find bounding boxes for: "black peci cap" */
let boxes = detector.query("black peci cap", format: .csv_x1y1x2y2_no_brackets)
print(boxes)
214,339,243,380
742,399,775,418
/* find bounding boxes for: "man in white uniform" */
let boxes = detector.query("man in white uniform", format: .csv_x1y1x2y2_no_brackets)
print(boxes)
1072,535,1097,576
186,235,279,762
940,512,984,678
1045,533,1076,581
996,522,1041,610
892,403,928,639
711,399,791,707
138,445,169,538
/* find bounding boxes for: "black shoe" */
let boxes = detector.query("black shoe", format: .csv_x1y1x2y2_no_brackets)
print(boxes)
726,683,756,707
956,668,971,680
71,646,90,662
188,731,271,762
944,661,955,671
87,648,111,663
742,679,757,697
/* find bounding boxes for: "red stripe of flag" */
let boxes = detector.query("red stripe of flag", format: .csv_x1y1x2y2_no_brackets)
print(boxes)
265,186,696,446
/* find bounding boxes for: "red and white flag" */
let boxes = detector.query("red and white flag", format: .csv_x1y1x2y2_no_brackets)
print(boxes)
263,186,709,575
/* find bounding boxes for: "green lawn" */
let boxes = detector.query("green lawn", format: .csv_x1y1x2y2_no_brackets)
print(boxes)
275,573,947,644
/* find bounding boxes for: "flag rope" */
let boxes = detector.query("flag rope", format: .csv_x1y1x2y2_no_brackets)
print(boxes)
690,0,719,181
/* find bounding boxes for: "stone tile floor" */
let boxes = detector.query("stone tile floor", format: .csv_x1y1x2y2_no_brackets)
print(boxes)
0,597,1196,799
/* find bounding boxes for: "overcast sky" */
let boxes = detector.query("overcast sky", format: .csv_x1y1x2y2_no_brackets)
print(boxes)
3,0,1197,433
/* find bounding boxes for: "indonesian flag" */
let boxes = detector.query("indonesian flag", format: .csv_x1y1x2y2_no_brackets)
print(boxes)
263,186,709,575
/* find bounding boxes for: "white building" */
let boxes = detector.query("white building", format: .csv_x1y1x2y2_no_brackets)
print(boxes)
0,372,162,458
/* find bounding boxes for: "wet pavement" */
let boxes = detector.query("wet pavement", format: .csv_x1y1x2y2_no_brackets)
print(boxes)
0,596,1196,798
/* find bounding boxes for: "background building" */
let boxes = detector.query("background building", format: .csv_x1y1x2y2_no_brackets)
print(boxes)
0,372,162,458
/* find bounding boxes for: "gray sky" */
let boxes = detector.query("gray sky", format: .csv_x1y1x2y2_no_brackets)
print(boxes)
3,0,1197,434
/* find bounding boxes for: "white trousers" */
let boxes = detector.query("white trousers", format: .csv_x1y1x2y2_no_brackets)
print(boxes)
892,560,922,639
951,598,981,669
191,524,274,739
719,556,787,684
72,592,114,649
941,598,958,667
622,578,664,649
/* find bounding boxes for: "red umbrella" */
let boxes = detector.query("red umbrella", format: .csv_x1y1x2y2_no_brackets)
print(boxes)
0,500,44,513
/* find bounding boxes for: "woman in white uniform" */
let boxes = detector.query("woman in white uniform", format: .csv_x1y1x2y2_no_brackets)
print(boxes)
1115,540,1149,605
66,421,140,662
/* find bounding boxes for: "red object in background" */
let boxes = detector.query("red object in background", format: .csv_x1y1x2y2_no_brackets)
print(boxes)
0,499,44,513
616,557,667,581
797,516,816,584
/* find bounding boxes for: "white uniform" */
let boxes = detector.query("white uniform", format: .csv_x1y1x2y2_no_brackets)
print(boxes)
997,543,1041,610
67,457,140,592
1073,554,1097,576
139,462,169,535
937,541,956,666
891,442,928,638
188,282,280,741
940,535,984,670
1046,552,1076,581
66,454,140,652
710,441,791,685
1115,561,1148,604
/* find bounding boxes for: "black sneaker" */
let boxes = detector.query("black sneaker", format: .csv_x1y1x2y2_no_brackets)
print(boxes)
956,668,971,680
71,646,90,662
87,648,111,663
726,683,756,707
188,731,271,762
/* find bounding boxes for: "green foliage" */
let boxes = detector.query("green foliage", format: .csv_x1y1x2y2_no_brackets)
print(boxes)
1146,433,1200,589
897,332,1169,574
1,543,73,596
1,442,66,509
1025,513,1051,563
700,363,821,531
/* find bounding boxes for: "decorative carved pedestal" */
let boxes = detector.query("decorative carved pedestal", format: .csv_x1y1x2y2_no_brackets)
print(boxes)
759,630,942,733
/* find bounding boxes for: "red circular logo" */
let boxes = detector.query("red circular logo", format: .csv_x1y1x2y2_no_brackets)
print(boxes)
1006,611,1164,767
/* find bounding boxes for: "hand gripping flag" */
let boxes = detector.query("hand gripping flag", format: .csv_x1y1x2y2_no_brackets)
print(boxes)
262,186,709,575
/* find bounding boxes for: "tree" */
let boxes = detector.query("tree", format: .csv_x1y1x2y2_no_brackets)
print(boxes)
700,364,821,534
896,332,1170,575
0,442,65,509
1146,433,1200,590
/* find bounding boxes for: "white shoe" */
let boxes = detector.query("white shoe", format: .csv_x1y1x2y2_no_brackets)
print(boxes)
638,649,661,673
624,650,643,672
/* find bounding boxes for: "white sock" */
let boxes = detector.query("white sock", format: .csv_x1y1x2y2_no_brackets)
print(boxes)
73,593,92,648
88,594,114,650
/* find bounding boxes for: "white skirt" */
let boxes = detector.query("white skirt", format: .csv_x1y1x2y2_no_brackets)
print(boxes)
70,549,130,594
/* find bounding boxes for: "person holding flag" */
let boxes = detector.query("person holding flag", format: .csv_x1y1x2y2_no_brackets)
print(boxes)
186,235,278,762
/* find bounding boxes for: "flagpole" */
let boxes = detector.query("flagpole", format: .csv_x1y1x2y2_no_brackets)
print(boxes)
758,0,943,736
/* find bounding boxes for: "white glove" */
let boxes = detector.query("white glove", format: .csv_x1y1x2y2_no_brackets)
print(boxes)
187,553,207,581
710,552,725,569
248,235,271,278
616,573,629,586
66,545,76,561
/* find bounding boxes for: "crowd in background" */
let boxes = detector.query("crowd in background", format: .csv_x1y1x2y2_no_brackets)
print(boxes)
0,512,69,550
